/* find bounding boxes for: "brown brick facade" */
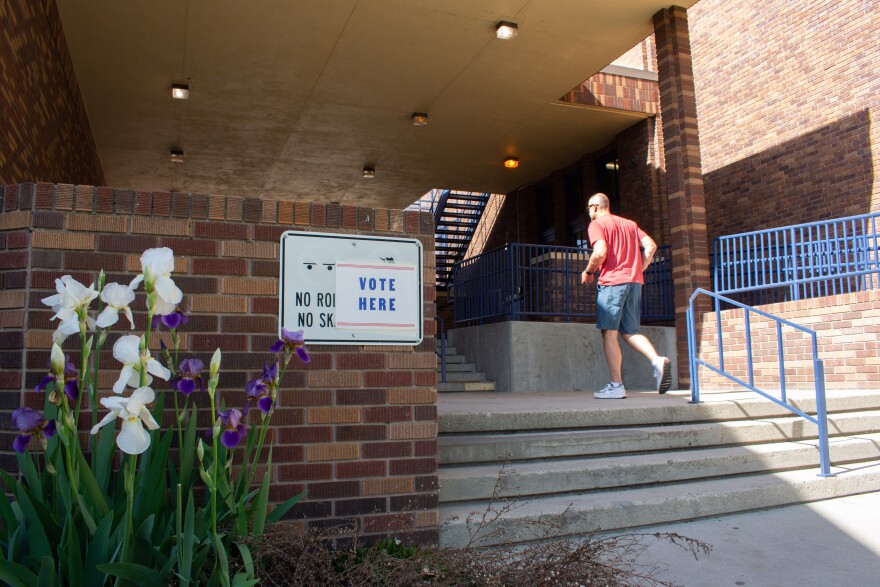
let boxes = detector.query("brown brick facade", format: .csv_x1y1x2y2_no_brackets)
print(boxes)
0,1,104,186
0,182,438,543
695,291,880,390
689,0,880,239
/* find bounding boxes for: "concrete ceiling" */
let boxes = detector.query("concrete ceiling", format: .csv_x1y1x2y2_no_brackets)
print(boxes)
56,0,696,210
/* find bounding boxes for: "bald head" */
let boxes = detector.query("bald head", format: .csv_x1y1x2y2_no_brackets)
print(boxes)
587,193,610,211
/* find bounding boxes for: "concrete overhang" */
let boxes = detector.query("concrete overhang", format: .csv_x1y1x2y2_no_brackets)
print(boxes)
56,0,697,209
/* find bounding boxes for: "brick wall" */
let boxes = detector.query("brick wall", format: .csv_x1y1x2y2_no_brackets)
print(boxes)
0,1,104,186
0,182,439,543
696,291,880,391
689,0,880,240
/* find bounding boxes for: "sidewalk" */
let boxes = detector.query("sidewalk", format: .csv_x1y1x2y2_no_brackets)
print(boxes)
611,490,880,587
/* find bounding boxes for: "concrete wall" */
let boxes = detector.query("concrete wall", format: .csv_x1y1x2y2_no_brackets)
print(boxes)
448,322,677,392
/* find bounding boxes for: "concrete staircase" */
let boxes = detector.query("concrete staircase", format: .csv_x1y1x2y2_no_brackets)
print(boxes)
436,340,495,393
437,389,880,547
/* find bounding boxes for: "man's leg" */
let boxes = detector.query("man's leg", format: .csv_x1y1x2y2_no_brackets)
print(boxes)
619,284,672,394
620,333,659,363
602,329,623,383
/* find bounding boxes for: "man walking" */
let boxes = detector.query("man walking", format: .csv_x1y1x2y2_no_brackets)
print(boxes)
580,193,671,399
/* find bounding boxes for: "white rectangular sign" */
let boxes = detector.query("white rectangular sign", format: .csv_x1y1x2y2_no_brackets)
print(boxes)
279,231,423,345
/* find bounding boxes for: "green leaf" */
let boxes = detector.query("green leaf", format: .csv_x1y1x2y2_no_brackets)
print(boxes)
16,452,42,501
14,485,53,560
234,542,255,579
36,556,55,587
231,575,260,587
0,558,39,587
180,405,198,493
265,489,307,524
66,519,84,587
209,533,231,587
136,427,173,522
75,443,111,517
84,512,113,587
179,490,195,587
251,469,271,537
94,425,116,492
96,562,167,587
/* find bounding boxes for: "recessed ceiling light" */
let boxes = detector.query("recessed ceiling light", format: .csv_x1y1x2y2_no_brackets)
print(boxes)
171,83,190,99
411,112,429,126
362,166,375,179
503,157,519,169
495,21,518,40
170,149,185,163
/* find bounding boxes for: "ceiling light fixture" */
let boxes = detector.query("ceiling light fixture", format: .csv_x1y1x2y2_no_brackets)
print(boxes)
411,112,429,126
362,166,375,179
170,149,185,163
171,83,190,99
503,157,519,169
495,21,518,40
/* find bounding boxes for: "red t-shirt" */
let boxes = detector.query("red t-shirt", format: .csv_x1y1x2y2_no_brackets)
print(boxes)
587,214,647,286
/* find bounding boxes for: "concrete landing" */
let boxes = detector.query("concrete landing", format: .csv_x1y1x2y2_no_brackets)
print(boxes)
624,490,880,587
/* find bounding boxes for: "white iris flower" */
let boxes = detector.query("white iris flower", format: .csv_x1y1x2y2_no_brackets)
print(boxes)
112,334,171,394
130,248,183,316
41,275,98,338
90,386,160,454
96,282,137,329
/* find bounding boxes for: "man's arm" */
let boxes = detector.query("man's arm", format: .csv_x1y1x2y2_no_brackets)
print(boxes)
581,239,607,284
640,234,657,271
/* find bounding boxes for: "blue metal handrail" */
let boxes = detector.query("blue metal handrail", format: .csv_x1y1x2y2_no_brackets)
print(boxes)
686,288,832,477
713,211,880,303
451,243,673,325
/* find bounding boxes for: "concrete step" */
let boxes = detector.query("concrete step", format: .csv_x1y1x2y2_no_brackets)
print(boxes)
439,362,477,373
439,432,880,502
441,371,488,383
438,389,880,434
438,381,496,393
438,410,880,465
439,354,466,365
439,459,880,547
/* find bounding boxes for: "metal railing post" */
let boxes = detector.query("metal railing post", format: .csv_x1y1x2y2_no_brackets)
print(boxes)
814,357,832,477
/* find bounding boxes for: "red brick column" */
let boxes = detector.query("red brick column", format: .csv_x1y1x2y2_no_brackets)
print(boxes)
0,182,438,544
653,6,711,388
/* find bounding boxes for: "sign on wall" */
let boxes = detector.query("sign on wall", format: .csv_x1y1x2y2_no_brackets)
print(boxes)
279,231,424,345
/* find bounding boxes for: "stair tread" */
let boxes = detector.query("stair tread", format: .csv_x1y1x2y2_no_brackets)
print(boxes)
438,410,880,463
438,433,880,502
438,460,880,546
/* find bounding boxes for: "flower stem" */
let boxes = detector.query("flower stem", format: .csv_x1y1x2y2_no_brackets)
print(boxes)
209,391,218,535
122,454,137,562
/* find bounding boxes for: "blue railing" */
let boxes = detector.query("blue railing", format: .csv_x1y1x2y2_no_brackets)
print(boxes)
451,243,673,325
687,288,832,477
713,212,880,304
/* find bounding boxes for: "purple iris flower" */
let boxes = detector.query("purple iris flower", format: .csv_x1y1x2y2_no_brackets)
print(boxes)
151,308,188,331
12,407,57,453
269,328,310,363
245,361,278,414
35,358,79,402
171,358,204,395
218,408,246,449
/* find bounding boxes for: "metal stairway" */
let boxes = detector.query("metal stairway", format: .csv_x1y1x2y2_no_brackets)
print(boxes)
432,191,490,291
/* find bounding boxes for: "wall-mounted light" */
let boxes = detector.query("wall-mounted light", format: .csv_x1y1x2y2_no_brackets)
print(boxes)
362,166,375,179
171,83,190,99
411,112,429,126
495,21,518,40
503,157,519,169
605,161,619,171
170,149,185,163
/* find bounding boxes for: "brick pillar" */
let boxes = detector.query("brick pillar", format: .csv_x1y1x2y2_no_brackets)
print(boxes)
0,182,439,545
653,6,711,388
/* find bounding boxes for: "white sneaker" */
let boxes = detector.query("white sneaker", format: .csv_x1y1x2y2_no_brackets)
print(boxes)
653,357,672,395
594,382,626,399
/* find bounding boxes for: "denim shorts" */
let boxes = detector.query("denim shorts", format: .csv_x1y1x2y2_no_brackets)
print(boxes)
596,283,642,334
